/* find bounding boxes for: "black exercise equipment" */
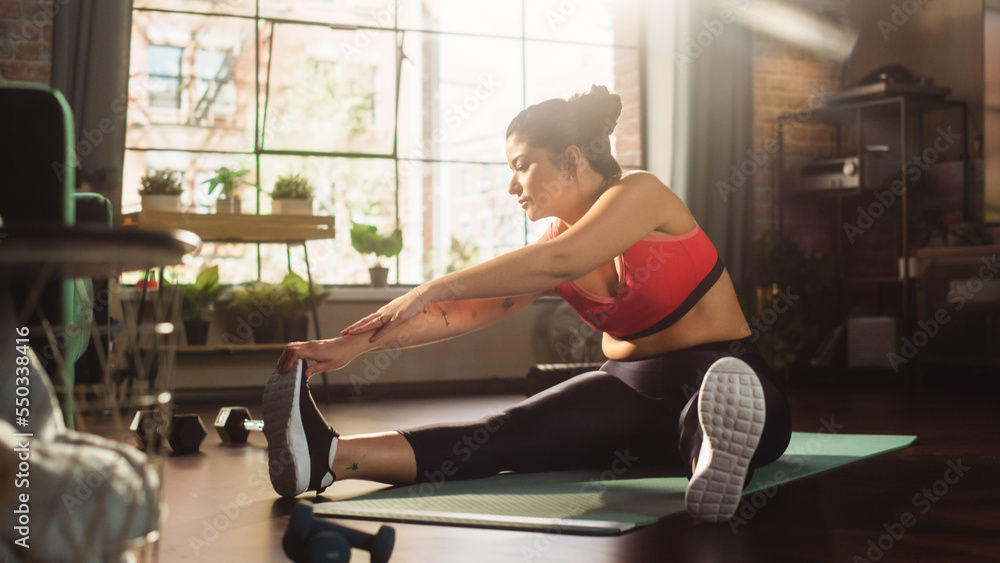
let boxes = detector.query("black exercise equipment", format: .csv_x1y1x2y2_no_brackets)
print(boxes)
283,500,395,563
129,410,207,456
303,532,352,562
215,406,265,444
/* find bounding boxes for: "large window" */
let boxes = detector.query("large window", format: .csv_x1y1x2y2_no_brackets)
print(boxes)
125,0,643,285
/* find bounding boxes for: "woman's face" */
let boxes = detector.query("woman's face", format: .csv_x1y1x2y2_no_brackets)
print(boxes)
505,136,570,222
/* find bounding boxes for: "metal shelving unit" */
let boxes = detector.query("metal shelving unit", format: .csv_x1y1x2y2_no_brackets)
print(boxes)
776,92,969,367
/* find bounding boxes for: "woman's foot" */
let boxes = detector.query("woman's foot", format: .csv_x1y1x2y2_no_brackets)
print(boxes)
262,359,339,497
684,357,766,522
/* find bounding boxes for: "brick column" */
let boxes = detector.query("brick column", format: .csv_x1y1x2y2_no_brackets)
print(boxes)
751,0,850,254
0,0,54,84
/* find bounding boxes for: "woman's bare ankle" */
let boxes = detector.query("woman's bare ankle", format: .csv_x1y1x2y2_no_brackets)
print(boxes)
332,432,418,485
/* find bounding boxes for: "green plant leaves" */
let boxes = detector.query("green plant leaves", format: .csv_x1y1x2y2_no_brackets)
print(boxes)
350,222,402,262
280,272,331,315
139,170,183,195
271,173,315,199
177,265,223,321
204,167,252,198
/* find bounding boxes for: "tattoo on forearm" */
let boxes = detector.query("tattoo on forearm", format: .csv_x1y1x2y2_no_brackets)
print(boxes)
502,297,516,311
440,308,450,327
348,463,359,471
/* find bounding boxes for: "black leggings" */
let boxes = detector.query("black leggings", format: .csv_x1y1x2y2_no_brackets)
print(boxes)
400,338,792,483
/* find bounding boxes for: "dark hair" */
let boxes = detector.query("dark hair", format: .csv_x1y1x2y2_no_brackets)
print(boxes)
506,85,623,178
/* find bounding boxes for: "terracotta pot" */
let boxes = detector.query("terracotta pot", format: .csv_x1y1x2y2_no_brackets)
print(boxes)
251,318,283,344
216,198,241,214
141,194,180,212
184,319,210,346
284,315,309,341
272,198,312,216
368,266,389,288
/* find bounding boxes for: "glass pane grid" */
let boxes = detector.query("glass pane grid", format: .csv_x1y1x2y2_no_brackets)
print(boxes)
127,0,643,284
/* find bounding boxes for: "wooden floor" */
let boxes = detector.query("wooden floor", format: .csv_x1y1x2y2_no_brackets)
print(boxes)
87,375,1000,563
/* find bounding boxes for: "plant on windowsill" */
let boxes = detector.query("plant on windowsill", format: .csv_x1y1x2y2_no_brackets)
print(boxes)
279,272,331,341
175,265,224,346
227,281,289,344
204,166,253,215
350,222,402,288
139,170,183,212
270,173,315,216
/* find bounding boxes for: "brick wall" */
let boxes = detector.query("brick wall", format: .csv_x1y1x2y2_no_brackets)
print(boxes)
614,45,642,168
614,2,642,169
750,0,851,255
0,0,54,84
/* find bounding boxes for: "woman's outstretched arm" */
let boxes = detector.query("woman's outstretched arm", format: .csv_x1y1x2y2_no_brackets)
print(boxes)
349,172,681,343
277,291,546,378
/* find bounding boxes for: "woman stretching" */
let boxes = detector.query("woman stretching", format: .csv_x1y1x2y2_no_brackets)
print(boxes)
264,85,792,523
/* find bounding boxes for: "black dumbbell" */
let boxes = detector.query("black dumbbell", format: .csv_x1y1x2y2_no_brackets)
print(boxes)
129,410,207,456
284,500,395,563
215,406,266,444
303,532,352,562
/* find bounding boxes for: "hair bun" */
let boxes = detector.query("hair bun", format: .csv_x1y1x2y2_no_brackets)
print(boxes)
572,85,622,135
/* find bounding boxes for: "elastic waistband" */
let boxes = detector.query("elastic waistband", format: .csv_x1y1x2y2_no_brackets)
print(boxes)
632,336,764,359
604,336,773,375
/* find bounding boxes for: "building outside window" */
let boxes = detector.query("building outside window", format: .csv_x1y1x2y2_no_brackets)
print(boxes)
124,0,643,286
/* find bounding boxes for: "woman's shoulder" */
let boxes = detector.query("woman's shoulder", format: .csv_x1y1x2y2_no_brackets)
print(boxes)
614,170,673,193
601,171,682,208
611,171,695,235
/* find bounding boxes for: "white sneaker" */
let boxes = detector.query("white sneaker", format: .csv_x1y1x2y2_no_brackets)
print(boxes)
684,357,766,522
262,360,339,497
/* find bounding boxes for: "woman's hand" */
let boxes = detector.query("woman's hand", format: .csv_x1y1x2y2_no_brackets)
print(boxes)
275,337,367,378
340,287,429,343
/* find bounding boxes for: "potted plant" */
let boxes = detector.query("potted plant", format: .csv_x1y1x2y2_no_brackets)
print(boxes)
176,265,224,345
743,231,836,376
279,272,331,341
204,166,252,215
350,222,402,287
227,281,288,343
139,170,183,212
271,173,315,216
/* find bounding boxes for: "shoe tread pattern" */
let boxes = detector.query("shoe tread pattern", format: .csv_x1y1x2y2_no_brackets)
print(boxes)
262,369,302,497
685,358,766,522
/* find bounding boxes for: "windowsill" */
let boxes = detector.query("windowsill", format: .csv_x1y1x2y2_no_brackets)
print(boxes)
324,288,565,303
327,286,410,301
119,284,565,303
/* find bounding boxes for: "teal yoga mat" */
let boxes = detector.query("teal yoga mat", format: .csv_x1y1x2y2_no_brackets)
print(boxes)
314,432,916,535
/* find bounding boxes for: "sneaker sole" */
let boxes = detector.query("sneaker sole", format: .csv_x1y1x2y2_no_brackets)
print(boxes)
262,360,310,497
685,357,766,522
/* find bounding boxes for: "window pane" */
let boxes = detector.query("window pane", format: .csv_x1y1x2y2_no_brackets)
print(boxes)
123,149,259,214
127,12,257,151
525,42,642,168
123,148,262,285
260,155,395,284
260,0,397,28
259,24,396,155
398,33,523,164
525,0,640,46
398,161,528,283
525,42,614,104
148,44,182,76
134,0,255,17
397,0,521,37
128,1,645,287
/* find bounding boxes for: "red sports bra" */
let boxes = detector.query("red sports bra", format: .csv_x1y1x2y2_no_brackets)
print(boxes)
547,221,724,341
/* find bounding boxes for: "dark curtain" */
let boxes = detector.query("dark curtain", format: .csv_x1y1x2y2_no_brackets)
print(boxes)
670,0,755,286
51,1,133,221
